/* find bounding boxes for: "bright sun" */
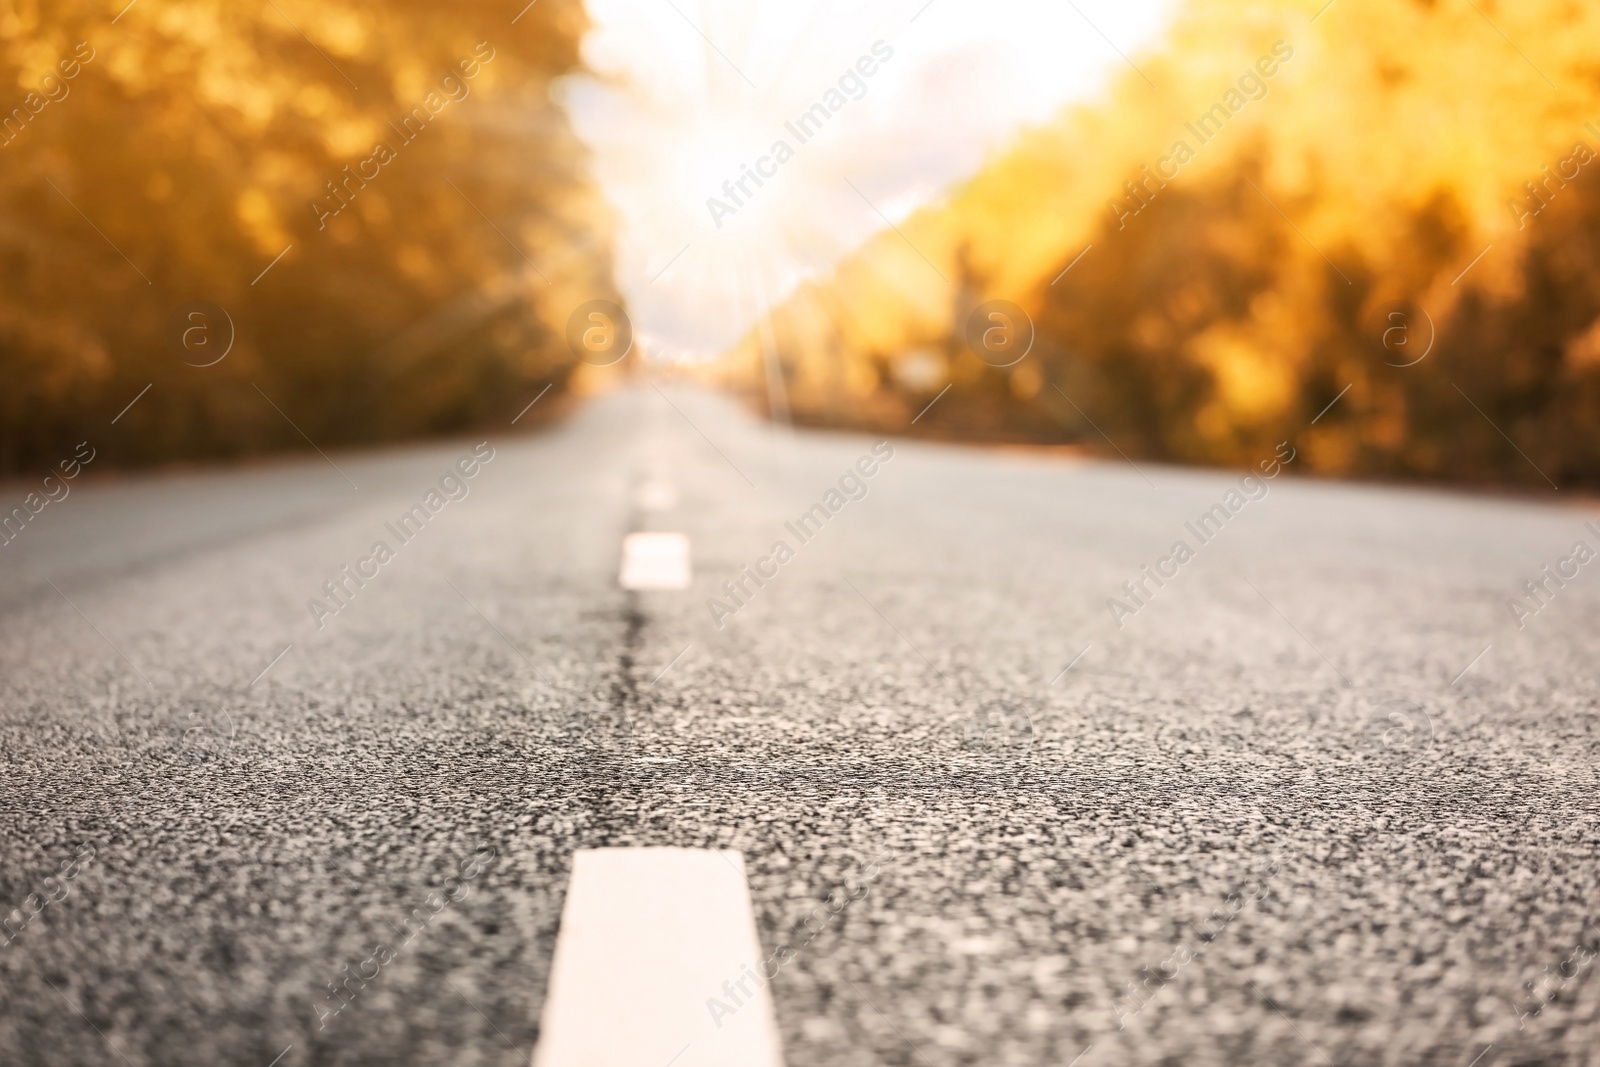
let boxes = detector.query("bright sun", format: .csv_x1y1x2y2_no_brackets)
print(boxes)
673,118,766,213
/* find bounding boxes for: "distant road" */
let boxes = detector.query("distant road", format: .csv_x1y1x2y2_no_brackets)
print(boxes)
1,385,1596,1066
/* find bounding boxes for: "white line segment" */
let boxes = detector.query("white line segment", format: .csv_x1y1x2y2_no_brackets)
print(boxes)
635,480,679,512
111,383,152,425
619,532,692,590
533,848,784,1067
250,243,293,285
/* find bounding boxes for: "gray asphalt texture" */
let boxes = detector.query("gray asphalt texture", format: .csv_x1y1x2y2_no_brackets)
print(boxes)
1,385,1597,1067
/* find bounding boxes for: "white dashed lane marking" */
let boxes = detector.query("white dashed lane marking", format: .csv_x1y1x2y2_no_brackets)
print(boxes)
533,848,785,1067
619,531,692,590
635,479,679,511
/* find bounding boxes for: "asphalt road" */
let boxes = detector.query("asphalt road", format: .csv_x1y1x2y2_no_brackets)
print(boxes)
1,384,1597,1067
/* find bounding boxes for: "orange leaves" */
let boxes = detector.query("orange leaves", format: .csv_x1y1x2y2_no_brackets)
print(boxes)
732,0,1600,485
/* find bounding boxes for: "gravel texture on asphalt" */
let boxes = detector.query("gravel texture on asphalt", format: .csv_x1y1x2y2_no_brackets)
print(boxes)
1,386,1597,1067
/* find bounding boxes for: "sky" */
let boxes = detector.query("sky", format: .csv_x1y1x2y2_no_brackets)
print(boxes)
558,0,1176,363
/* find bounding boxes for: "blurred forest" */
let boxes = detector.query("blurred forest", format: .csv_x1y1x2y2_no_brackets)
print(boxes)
727,0,1600,488
0,0,617,474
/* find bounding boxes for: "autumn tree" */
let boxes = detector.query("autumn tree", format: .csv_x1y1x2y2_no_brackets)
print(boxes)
0,0,618,473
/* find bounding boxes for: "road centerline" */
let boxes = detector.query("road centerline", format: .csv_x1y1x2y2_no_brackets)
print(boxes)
534,848,784,1067
620,531,692,590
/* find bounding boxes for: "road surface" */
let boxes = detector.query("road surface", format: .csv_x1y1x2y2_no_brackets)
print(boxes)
1,385,1597,1067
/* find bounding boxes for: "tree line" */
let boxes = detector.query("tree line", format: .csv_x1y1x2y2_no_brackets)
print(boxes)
0,0,619,475
728,0,1600,488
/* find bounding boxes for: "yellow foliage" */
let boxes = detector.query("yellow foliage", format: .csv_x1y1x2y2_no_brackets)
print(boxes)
730,0,1600,484
0,0,618,472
